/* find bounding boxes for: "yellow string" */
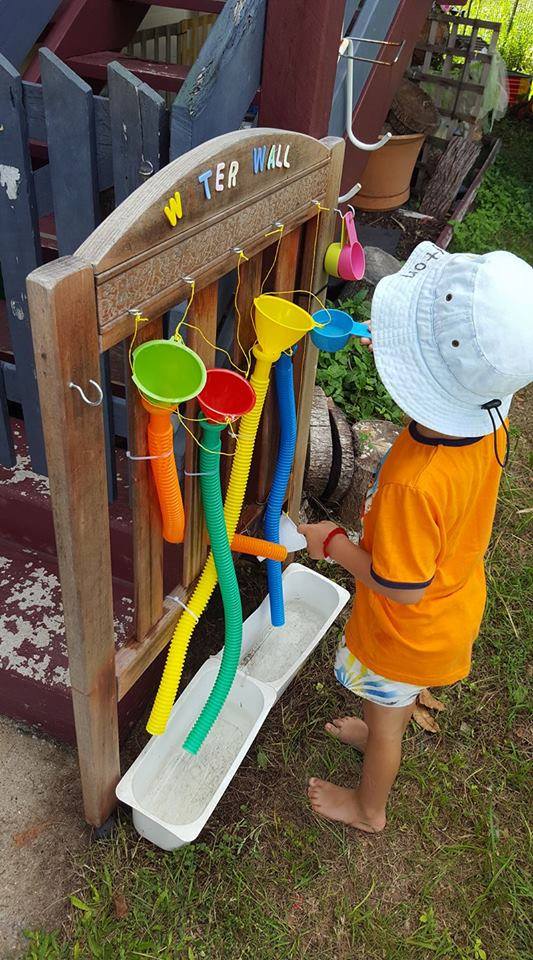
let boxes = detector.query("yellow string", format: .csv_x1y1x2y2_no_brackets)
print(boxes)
234,250,252,378
177,410,238,458
260,223,285,293
174,280,197,341
128,311,150,371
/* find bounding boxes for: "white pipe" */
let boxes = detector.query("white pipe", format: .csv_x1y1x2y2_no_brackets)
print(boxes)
344,39,392,152
338,181,362,204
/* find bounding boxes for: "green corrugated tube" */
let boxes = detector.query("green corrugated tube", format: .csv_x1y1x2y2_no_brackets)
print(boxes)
182,416,242,754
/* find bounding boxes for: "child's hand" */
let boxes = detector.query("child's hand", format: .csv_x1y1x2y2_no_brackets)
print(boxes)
297,521,339,560
360,319,372,353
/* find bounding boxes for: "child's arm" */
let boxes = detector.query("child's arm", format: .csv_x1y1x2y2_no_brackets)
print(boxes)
298,522,426,606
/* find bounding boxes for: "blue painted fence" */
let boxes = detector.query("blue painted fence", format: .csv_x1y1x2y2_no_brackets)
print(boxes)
0,0,267,485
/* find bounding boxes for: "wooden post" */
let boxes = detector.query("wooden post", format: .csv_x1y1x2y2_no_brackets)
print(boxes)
125,317,165,641
27,257,120,828
289,137,345,521
182,281,218,587
260,0,346,138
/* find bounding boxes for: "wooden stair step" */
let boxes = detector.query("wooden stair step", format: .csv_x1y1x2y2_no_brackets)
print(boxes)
125,0,225,12
66,51,189,92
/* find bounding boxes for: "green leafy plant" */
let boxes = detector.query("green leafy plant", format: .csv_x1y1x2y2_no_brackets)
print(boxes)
451,119,532,263
316,289,403,425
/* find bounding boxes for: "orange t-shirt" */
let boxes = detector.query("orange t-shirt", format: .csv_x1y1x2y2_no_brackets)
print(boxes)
345,421,504,687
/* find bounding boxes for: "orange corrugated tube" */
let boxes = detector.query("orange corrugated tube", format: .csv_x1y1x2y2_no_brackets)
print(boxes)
230,534,287,562
142,398,185,544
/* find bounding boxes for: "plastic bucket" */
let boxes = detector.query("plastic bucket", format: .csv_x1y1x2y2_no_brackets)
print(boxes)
198,369,256,423
132,339,206,407
310,309,371,352
254,295,315,358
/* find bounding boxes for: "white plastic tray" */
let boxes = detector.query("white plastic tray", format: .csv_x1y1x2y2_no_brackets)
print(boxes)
116,565,350,850
217,563,350,697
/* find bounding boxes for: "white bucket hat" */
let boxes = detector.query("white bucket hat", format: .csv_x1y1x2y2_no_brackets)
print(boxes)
371,242,533,444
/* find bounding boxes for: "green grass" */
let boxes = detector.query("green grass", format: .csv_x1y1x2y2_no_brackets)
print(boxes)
466,1,533,73
451,119,533,263
22,119,533,960
22,430,533,959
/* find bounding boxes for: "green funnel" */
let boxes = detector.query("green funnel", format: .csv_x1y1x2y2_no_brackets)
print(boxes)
132,339,207,407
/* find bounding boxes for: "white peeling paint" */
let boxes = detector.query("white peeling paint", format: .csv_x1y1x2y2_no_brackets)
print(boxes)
233,0,246,23
0,164,21,200
1,450,49,496
10,300,25,321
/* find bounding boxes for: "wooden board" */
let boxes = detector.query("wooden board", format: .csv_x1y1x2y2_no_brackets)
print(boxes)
26,257,119,828
288,136,345,520
0,0,62,70
182,281,218,587
76,129,332,348
0,56,46,473
39,48,117,502
170,0,266,158
125,317,165,641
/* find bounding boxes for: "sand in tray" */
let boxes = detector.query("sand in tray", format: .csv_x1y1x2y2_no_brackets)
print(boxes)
240,599,325,684
139,702,249,825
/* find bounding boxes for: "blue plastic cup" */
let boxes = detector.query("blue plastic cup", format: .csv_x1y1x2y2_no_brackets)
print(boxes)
310,309,371,352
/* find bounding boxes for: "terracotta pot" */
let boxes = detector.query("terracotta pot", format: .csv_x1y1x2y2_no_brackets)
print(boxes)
355,133,426,212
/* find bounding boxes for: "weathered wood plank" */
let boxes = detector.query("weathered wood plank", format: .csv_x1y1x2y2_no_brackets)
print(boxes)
108,60,169,206
27,256,120,827
0,55,46,473
289,137,345,521
40,48,117,501
24,80,115,192
182,282,218,587
0,0,62,70
170,0,267,159
115,583,186,701
0,359,15,467
260,0,346,138
124,317,165,641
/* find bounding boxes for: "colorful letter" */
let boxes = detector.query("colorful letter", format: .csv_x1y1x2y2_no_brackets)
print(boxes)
198,169,213,200
228,160,239,188
267,145,277,170
275,144,283,168
215,162,226,192
252,145,267,175
163,191,183,228
283,145,291,169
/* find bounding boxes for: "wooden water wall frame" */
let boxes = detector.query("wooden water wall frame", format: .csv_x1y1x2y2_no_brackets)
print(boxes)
26,128,344,827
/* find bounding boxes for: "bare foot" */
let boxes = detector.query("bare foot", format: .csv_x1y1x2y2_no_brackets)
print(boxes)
308,778,386,833
325,716,368,751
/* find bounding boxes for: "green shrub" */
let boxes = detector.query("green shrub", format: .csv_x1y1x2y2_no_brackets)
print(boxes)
316,289,403,425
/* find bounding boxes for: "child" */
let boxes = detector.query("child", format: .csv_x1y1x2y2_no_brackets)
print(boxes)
299,241,533,834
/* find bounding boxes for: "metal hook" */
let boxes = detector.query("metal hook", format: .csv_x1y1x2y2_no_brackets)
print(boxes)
348,204,356,217
333,207,345,220
181,276,194,285
68,379,103,407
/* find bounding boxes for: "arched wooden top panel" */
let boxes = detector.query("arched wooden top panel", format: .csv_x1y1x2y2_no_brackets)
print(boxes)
74,129,340,349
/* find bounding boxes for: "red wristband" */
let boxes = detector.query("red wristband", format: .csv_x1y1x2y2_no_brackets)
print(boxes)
323,526,348,559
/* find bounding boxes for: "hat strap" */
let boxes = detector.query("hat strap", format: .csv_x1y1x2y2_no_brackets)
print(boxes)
481,399,509,468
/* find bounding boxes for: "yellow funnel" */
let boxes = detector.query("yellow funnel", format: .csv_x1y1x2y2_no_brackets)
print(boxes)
254,295,315,359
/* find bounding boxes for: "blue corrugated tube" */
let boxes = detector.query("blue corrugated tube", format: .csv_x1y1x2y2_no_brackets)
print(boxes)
264,351,297,626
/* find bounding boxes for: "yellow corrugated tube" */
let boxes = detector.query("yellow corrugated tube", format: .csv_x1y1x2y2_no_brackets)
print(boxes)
146,346,273,736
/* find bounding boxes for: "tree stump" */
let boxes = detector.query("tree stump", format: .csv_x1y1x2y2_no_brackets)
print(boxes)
304,386,333,500
322,398,356,504
339,419,402,531
420,136,481,219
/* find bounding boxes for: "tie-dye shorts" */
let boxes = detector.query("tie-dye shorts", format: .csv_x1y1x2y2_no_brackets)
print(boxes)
334,636,423,708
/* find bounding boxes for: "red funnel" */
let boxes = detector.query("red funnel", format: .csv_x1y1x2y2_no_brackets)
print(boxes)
198,369,256,424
